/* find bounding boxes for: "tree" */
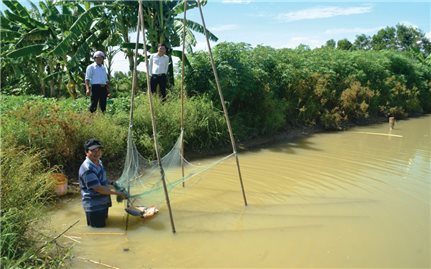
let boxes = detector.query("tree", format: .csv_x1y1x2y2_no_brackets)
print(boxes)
1,0,110,97
371,26,397,50
2,0,216,97
324,39,336,49
353,34,371,50
395,24,431,58
337,38,352,50
1,0,51,95
134,0,218,85
369,24,431,60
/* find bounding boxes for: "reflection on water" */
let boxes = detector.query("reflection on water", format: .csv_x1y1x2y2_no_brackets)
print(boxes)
50,116,430,268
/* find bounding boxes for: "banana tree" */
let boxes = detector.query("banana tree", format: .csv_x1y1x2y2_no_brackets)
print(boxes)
119,0,218,85
1,0,51,95
49,0,115,96
1,0,110,97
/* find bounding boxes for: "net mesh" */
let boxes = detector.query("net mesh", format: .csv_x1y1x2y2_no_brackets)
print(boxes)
115,128,234,209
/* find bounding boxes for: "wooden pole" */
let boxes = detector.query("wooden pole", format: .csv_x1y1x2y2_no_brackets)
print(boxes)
180,0,187,187
138,0,176,233
197,0,248,206
125,9,142,232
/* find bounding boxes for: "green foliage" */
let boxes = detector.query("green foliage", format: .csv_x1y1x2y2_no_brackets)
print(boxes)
1,93,228,173
185,43,288,137
1,147,71,268
1,96,128,174
130,94,228,158
185,42,430,132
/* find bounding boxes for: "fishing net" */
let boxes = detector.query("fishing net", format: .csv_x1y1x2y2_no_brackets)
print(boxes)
112,1,246,228
115,128,234,210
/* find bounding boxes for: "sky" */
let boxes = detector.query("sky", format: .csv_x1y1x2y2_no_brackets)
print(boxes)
112,0,430,73
188,0,430,49
2,1,430,73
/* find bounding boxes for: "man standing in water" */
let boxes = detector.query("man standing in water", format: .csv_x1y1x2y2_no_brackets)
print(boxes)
85,51,110,113
149,44,169,100
78,139,127,228
389,115,396,129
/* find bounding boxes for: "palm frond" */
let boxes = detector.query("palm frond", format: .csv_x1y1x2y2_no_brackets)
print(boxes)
173,0,208,14
0,29,21,43
3,0,46,29
171,49,191,67
6,44,45,58
177,18,218,42
50,5,109,56
2,0,30,20
66,34,99,70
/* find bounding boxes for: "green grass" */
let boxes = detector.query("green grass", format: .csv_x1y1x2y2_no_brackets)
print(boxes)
1,147,72,268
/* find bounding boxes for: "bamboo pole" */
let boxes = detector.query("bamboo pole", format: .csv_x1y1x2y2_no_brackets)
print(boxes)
125,8,142,232
138,0,176,233
180,0,187,187
129,15,141,128
197,0,248,206
77,257,120,269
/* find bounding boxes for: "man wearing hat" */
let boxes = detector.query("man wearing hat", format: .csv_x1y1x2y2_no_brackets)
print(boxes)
78,138,127,228
85,51,110,113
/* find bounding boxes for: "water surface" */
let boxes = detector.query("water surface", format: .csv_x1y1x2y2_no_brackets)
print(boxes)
51,115,430,268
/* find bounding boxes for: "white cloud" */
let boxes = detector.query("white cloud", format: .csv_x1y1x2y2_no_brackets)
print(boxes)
324,26,382,35
277,5,373,22
426,32,431,40
210,24,240,32
275,36,323,49
398,21,419,29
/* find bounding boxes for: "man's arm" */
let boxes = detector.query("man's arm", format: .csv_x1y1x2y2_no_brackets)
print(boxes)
93,185,127,199
148,54,153,76
85,80,91,96
106,80,110,97
163,56,170,74
85,65,92,96
104,68,110,96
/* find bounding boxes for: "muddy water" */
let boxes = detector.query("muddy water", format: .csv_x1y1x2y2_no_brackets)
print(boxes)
50,116,430,268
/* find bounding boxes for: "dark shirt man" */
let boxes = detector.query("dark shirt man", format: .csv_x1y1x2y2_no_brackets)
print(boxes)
78,139,127,227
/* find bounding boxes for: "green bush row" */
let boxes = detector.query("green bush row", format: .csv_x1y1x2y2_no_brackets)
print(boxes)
2,44,430,177
184,43,431,131
0,94,228,176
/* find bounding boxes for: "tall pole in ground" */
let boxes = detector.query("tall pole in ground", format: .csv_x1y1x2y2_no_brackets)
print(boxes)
180,0,187,187
138,0,176,233
197,0,247,206
125,8,142,232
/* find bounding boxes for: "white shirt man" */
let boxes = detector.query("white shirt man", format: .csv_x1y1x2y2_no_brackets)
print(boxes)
85,63,108,85
85,51,110,113
149,44,169,100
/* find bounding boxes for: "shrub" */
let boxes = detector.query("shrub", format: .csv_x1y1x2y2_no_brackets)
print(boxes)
131,94,228,157
1,97,128,175
1,147,71,268
320,108,346,130
340,80,376,121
